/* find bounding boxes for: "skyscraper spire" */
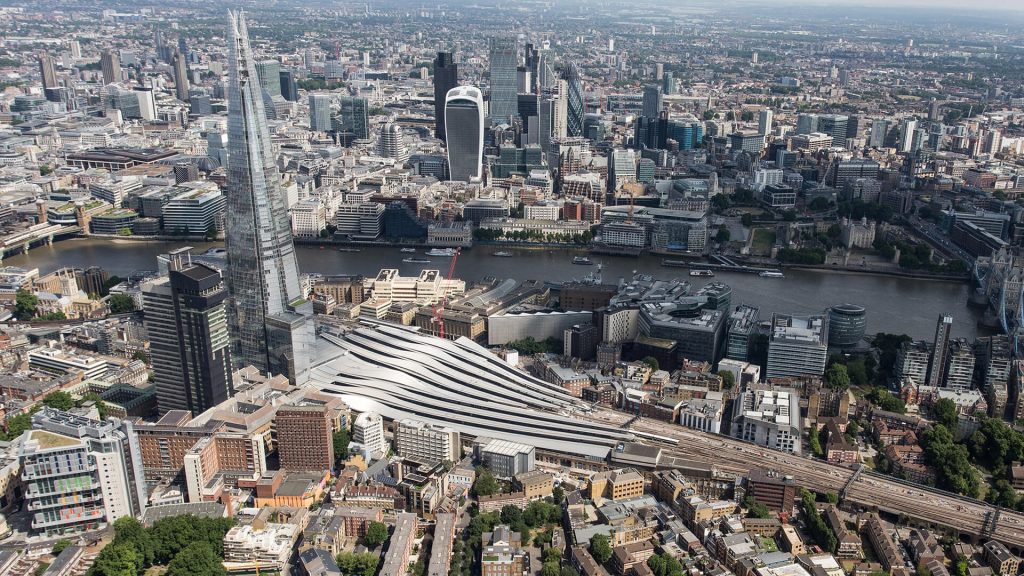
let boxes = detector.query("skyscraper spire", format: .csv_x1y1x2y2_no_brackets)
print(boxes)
224,10,311,382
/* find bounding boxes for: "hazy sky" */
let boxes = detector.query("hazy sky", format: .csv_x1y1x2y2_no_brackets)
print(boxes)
769,0,1024,12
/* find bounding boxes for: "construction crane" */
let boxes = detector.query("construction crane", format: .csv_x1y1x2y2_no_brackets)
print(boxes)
431,248,460,339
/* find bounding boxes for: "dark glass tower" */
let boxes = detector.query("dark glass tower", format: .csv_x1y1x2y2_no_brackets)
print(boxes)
433,52,458,141
142,249,233,415
225,10,311,382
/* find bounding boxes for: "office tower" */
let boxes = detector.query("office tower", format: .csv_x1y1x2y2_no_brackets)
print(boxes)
143,249,233,415
433,51,458,141
38,54,58,89
926,314,953,387
563,61,584,137
172,51,190,102
536,50,556,91
898,118,918,153
445,85,484,182
758,108,773,137
352,411,387,458
100,50,121,84
178,35,188,61
765,314,829,379
515,66,531,93
133,86,157,120
225,11,310,382
796,113,818,135
642,85,662,119
827,304,866,348
662,71,675,94
276,404,334,471
309,93,332,131
608,148,637,193
69,40,81,59
19,409,146,536
255,59,282,98
338,96,370,139
817,114,849,143
378,123,409,163
488,37,518,125
870,119,890,148
279,69,298,102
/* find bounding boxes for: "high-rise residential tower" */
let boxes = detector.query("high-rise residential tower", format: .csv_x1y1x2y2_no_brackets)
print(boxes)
143,248,233,415
926,314,953,387
101,50,121,84
224,10,311,382
433,52,458,141
38,54,58,89
488,37,518,125
642,85,662,119
445,86,485,182
172,50,190,102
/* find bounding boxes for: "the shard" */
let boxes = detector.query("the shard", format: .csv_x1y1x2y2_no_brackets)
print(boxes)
224,10,311,383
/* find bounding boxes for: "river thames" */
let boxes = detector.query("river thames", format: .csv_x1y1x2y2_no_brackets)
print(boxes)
2,238,987,341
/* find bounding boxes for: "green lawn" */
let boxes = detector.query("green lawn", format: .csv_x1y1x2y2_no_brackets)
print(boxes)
751,228,777,256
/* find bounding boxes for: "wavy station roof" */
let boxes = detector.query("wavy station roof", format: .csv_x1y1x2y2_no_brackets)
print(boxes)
309,324,633,459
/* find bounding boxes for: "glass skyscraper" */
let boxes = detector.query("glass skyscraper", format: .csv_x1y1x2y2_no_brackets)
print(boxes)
309,93,332,132
338,96,370,139
225,10,311,382
563,62,585,138
488,38,518,125
445,85,484,182
434,52,458,141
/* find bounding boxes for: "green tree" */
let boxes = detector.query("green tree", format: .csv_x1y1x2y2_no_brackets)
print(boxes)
364,521,389,548
88,543,142,576
552,485,564,503
336,553,380,576
79,391,108,420
542,563,561,576
165,542,226,576
824,364,851,391
589,534,612,564
14,289,38,320
111,516,155,567
741,213,754,227
934,398,958,429
640,356,659,371
42,391,75,411
51,539,72,556
473,468,500,497
718,371,735,390
715,225,731,243
333,429,350,468
108,294,137,314
808,426,824,457
742,495,771,519
501,505,524,526
39,165,53,176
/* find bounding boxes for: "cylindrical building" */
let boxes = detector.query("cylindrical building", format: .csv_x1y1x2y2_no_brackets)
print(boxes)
828,303,866,348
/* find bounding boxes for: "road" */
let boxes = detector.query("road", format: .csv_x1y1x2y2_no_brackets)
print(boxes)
582,408,1024,550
